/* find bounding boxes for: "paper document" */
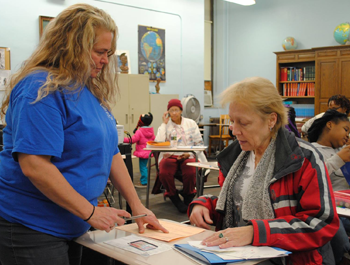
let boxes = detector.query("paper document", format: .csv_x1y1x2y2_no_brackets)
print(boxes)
175,243,290,264
115,220,205,242
189,241,290,259
104,234,172,257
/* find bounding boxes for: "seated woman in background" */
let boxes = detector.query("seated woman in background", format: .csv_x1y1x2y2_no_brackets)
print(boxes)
285,105,300,138
155,99,206,213
189,77,339,265
308,109,350,264
308,109,350,191
302,94,350,136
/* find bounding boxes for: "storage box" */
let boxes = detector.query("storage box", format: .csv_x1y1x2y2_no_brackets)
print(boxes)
116,125,124,144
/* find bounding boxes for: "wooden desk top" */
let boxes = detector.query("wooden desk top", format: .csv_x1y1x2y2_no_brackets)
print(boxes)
75,221,264,265
186,161,219,171
76,222,214,265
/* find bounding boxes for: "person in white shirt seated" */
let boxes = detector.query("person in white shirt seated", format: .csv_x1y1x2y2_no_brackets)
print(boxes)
154,99,206,213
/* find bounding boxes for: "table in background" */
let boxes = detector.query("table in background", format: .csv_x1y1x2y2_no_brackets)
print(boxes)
144,146,207,209
186,161,220,196
337,207,350,217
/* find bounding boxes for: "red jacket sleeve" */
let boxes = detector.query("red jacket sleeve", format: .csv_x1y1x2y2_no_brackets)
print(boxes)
188,195,223,227
251,158,339,252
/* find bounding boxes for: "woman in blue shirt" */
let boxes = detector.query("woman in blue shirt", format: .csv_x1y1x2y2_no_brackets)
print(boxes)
0,4,166,265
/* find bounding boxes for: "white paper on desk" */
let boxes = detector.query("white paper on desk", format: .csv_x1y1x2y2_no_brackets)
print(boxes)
179,146,207,149
104,234,172,257
189,241,289,260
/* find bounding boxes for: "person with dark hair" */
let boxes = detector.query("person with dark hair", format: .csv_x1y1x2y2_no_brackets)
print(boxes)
308,109,350,264
308,109,350,190
155,99,206,213
302,94,350,134
285,105,300,137
0,4,167,265
124,112,155,187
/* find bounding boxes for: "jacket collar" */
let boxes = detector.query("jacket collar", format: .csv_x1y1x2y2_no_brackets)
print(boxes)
217,128,304,180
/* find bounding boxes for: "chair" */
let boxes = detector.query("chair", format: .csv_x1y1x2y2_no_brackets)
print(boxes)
208,114,233,156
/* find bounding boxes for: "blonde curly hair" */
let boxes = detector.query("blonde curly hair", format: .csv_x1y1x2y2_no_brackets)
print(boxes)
1,3,119,121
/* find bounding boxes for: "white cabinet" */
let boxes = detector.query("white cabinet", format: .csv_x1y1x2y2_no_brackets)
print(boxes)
150,94,179,133
111,74,150,133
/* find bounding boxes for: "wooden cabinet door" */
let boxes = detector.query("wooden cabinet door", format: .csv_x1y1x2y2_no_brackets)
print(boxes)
111,74,129,130
339,58,350,97
315,58,339,114
128,75,150,133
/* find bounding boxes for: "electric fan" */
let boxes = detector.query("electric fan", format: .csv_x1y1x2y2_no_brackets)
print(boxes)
181,95,201,123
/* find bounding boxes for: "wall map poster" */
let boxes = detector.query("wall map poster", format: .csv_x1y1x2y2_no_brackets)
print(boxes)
138,25,166,82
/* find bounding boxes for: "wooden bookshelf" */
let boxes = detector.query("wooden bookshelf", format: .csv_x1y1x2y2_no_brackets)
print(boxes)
275,45,350,115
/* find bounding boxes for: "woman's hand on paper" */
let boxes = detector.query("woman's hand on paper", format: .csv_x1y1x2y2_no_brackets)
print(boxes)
133,206,169,234
88,207,130,233
202,226,254,248
189,205,213,230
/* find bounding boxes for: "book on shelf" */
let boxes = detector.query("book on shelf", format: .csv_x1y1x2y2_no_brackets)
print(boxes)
282,82,314,97
281,66,314,82
280,67,288,81
303,66,315,81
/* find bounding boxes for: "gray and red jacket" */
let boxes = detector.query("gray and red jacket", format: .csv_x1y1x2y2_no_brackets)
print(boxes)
189,128,339,265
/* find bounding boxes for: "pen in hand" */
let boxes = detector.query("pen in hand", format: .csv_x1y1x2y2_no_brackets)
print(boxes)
122,214,147,221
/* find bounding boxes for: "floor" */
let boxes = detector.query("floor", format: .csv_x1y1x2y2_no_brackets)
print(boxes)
109,157,221,223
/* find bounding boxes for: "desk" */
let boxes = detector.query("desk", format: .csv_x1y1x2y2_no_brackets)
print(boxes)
144,146,207,209
337,207,350,217
186,162,220,196
76,222,264,265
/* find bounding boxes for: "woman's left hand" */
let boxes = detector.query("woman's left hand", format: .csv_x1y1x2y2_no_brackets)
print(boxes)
132,206,169,234
201,226,253,248
177,153,190,161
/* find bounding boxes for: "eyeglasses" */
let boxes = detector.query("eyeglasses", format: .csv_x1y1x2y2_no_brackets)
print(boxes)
169,109,181,113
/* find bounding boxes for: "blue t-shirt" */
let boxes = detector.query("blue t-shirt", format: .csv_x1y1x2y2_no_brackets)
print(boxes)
0,71,119,240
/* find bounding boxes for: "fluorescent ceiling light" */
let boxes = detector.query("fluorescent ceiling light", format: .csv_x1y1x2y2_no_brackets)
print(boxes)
225,0,256,6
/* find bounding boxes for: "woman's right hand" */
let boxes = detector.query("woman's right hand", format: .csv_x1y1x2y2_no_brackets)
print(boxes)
87,206,131,232
162,111,170,124
338,145,350,162
189,205,213,230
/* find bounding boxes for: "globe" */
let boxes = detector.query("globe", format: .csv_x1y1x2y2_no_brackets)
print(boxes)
282,37,297,51
334,22,350,45
140,31,163,62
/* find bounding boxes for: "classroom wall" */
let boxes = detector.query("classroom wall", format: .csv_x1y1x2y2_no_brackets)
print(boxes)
0,0,204,108
204,0,350,121
3,0,350,141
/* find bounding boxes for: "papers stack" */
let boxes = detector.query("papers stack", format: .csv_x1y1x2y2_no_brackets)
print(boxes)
174,241,290,265
146,141,171,148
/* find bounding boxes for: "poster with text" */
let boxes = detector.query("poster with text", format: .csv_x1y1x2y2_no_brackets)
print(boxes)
138,25,165,82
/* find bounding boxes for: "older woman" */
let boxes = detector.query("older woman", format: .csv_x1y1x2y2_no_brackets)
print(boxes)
155,99,206,213
189,77,339,264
